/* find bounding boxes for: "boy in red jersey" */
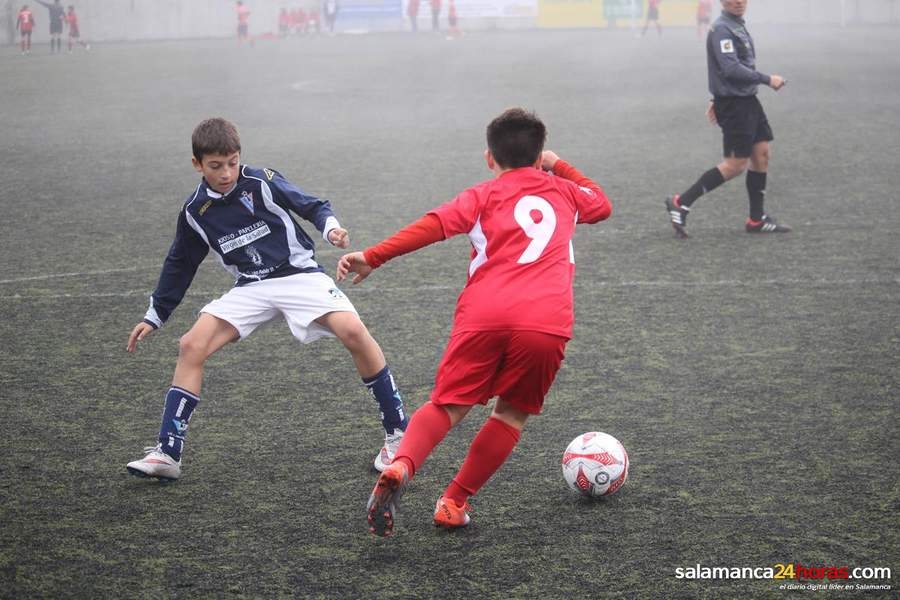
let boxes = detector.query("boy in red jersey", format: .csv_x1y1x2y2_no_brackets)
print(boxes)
446,0,460,38
290,7,306,34
235,0,251,45
337,108,612,536
16,5,35,54
64,5,89,52
407,0,419,32
696,0,713,39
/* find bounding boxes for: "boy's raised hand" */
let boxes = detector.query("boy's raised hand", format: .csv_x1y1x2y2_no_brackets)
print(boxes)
541,150,560,171
126,321,156,353
336,251,373,285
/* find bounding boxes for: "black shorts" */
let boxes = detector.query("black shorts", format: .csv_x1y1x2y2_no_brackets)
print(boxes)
647,7,659,19
237,23,248,36
50,23,63,34
713,95,774,158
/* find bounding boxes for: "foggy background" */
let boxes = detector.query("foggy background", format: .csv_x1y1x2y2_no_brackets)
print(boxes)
3,0,899,46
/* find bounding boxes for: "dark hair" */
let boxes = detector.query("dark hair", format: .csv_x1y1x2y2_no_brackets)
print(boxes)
191,118,241,163
486,107,546,169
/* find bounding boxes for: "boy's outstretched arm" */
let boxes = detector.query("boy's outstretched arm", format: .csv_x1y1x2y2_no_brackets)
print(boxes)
336,213,445,285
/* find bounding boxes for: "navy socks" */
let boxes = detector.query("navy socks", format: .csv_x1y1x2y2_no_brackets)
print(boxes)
363,365,408,435
157,386,199,461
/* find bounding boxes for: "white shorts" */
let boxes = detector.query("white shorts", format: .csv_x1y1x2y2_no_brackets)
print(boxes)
200,271,358,343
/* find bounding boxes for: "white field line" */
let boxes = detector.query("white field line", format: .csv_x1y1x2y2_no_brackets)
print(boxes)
0,277,896,301
0,266,148,284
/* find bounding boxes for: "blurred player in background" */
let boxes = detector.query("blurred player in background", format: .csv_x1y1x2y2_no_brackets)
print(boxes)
446,0,460,38
290,6,307,35
696,0,713,39
16,4,34,54
323,0,338,34
641,0,662,37
666,0,789,237
338,108,612,536
430,0,440,31
64,5,88,52
278,7,290,37
407,0,419,32
125,118,408,481
236,0,252,45
307,5,320,33
35,0,64,52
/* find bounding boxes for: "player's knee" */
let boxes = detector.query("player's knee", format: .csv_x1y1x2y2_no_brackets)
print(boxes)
177,332,211,363
492,400,529,430
336,319,373,352
720,158,749,180
752,147,770,170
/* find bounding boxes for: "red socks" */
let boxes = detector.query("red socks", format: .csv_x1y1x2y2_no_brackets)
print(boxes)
393,403,523,507
393,401,452,478
444,416,521,505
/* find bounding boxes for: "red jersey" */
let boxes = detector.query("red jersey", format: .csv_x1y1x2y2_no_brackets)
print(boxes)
65,11,78,30
17,8,35,32
236,4,250,25
649,0,661,9
429,164,610,339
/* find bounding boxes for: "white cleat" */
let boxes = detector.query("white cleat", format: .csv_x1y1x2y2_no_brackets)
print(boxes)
373,429,404,472
126,445,181,481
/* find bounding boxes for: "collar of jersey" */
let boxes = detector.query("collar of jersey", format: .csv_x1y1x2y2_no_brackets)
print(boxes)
722,11,745,25
204,180,239,201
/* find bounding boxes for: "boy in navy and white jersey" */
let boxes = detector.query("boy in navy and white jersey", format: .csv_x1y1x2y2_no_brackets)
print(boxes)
125,117,407,481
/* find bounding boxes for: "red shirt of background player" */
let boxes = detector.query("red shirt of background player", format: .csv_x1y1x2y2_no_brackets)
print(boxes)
18,7,35,32
65,9,79,35
237,4,250,25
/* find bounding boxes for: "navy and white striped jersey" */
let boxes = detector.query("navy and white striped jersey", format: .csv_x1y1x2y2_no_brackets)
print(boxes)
144,165,340,328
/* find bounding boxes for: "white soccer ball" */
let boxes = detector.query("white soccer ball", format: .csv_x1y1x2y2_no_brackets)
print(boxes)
561,431,629,497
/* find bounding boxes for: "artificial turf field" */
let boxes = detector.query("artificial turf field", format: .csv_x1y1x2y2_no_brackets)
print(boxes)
1,24,898,599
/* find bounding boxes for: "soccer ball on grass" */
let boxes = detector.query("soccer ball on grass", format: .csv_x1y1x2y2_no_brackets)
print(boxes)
561,431,628,497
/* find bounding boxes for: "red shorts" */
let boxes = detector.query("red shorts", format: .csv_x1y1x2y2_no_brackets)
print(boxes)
431,330,567,415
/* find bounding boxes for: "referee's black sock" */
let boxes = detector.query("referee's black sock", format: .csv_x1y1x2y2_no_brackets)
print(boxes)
678,167,725,208
746,170,767,221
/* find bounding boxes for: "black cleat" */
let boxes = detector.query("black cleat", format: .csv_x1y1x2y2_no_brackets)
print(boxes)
745,214,791,233
665,195,689,238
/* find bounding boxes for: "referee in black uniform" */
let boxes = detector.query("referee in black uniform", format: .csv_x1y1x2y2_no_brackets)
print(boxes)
35,0,64,53
666,0,789,237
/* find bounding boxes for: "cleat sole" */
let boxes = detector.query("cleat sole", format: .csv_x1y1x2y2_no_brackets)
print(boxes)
126,466,178,482
365,467,408,537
